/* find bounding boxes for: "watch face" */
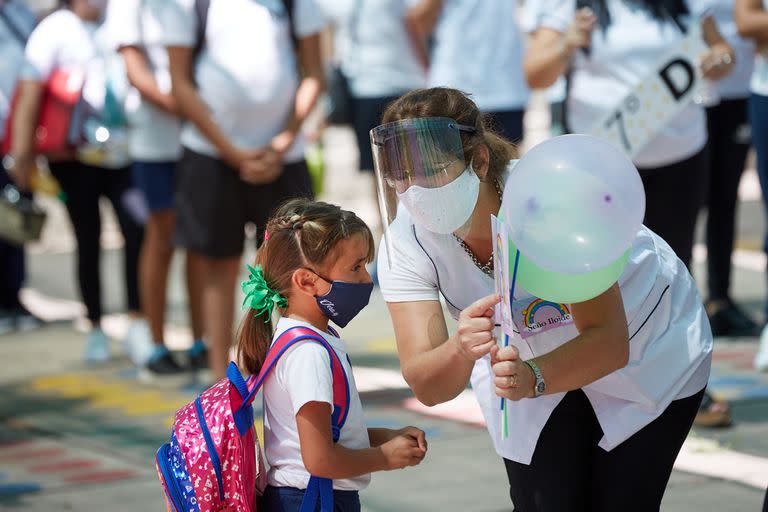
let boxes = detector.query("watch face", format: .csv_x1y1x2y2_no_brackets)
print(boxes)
536,382,546,394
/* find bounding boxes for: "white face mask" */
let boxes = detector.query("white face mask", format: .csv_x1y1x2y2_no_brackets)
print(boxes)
397,163,481,234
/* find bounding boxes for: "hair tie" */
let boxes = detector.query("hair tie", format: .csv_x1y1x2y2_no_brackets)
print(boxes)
292,221,303,230
241,264,288,322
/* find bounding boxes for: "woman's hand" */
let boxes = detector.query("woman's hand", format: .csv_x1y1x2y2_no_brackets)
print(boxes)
563,7,597,53
701,44,736,81
454,294,501,361
701,16,736,81
491,345,535,402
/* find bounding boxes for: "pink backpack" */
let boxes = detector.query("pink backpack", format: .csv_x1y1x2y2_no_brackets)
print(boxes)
156,326,351,512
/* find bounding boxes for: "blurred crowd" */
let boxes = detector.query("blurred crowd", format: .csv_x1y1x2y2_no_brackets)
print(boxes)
1,0,768,428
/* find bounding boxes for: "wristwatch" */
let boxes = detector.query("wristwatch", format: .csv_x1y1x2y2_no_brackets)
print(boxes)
523,360,546,397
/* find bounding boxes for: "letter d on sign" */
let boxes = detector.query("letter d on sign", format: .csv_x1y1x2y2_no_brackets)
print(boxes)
658,58,695,101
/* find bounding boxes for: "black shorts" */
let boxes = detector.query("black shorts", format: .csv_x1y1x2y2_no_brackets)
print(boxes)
174,148,313,258
352,94,403,171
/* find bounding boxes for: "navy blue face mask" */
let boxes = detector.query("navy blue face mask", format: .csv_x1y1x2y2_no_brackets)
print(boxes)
306,268,374,328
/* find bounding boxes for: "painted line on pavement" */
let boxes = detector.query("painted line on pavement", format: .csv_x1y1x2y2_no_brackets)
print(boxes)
675,437,768,490
693,244,765,273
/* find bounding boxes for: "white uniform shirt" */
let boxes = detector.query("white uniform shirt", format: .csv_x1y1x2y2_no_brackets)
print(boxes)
708,0,754,99
750,0,768,96
538,0,711,168
378,163,712,465
428,0,530,111
159,0,325,163
105,0,182,162
0,0,34,140
23,9,114,117
318,0,426,98
263,317,371,491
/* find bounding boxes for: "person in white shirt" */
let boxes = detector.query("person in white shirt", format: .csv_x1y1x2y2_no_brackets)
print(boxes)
700,0,760,340
520,0,568,135
374,88,712,511
0,0,40,334
736,0,768,376
105,0,206,377
409,0,530,143
8,0,143,362
318,0,426,170
235,198,427,511
159,0,326,380
525,0,735,271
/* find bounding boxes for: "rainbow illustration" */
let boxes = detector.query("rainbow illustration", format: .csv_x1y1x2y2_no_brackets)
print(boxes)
522,300,571,329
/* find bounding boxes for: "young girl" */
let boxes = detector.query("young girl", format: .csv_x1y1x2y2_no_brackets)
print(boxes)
236,198,428,511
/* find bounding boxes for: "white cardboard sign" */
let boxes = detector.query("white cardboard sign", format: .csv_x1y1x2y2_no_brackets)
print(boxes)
588,23,707,157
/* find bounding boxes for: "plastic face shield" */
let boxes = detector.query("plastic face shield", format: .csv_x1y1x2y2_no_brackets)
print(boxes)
370,117,477,268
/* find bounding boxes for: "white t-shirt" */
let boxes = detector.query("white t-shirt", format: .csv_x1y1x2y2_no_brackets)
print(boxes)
708,0,754,99
159,0,325,163
538,0,710,168
750,0,768,96
428,0,530,111
318,0,426,98
0,0,35,140
378,163,712,465
23,9,117,119
105,0,182,162
263,317,371,491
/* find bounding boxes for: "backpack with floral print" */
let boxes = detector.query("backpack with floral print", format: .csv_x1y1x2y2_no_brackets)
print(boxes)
156,326,351,511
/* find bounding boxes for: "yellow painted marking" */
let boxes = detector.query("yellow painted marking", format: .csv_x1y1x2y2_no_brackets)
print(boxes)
123,398,191,417
367,338,397,354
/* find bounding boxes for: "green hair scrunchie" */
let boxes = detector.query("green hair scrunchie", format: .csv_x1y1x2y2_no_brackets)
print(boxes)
241,264,288,321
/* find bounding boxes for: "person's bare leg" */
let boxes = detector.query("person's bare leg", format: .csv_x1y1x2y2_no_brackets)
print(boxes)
202,256,240,379
185,251,206,341
139,211,176,345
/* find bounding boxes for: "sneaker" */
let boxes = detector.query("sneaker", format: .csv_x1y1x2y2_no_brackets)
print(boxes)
146,351,185,375
84,328,110,363
13,306,42,332
756,324,768,372
707,299,760,338
188,342,209,370
0,309,15,336
123,320,154,367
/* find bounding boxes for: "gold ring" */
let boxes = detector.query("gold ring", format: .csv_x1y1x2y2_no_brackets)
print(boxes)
509,374,517,387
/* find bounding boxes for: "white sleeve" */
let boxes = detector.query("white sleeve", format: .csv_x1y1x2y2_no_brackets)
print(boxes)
157,0,196,47
106,0,141,49
520,0,544,33
686,0,715,19
377,228,441,303
537,0,575,33
295,0,327,38
23,17,60,81
276,342,334,416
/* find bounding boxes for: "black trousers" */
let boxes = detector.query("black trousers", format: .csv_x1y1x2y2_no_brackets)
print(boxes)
704,98,751,301
639,148,709,269
50,161,143,323
504,388,704,512
0,166,26,310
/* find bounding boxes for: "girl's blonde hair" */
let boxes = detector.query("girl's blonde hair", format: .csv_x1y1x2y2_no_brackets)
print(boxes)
381,87,519,185
236,199,374,374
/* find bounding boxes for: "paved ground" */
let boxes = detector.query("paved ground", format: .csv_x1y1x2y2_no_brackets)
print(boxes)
2,99,768,511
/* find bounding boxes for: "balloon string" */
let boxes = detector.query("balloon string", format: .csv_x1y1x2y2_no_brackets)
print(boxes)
500,249,521,440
